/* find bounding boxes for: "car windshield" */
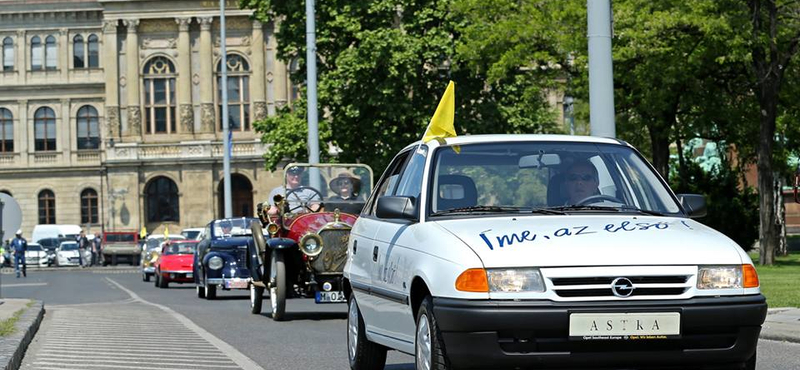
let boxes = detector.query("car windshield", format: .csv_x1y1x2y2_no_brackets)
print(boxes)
105,234,136,243
278,164,374,216
28,245,42,251
147,236,185,250
213,218,258,238
428,142,681,217
60,243,78,251
181,230,200,239
163,243,196,255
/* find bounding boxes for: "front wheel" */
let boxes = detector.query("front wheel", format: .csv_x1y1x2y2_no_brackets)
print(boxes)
158,273,168,289
205,280,217,300
250,284,264,314
416,296,449,370
741,350,756,370
269,250,286,321
348,295,387,370
196,285,206,299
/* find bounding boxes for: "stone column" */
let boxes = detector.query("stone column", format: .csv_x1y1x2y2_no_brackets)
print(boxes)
198,16,215,133
103,20,120,139
17,100,28,156
175,17,194,134
16,30,25,84
250,20,267,122
272,21,288,110
59,28,69,81
123,19,141,139
61,99,71,155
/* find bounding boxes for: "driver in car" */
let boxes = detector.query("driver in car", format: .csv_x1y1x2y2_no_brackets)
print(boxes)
267,165,322,215
564,159,601,205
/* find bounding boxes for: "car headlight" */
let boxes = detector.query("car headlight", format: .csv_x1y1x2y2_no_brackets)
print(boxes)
208,256,224,270
487,268,545,293
697,265,759,289
299,233,323,257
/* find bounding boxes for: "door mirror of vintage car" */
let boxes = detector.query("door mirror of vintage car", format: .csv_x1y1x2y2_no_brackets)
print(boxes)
375,196,417,221
676,194,707,219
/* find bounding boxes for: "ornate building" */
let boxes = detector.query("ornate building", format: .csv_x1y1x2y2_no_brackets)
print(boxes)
0,0,294,237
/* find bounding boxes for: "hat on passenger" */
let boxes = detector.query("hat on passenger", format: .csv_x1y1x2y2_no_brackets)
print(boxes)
329,171,362,196
286,166,304,175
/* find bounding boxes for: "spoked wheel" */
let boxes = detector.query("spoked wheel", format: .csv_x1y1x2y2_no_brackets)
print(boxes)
348,295,387,370
205,280,217,300
269,250,286,321
196,285,206,299
416,296,449,370
250,283,264,314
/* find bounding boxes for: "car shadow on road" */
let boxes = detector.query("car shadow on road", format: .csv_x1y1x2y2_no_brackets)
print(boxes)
384,364,414,370
207,295,249,301
258,311,347,321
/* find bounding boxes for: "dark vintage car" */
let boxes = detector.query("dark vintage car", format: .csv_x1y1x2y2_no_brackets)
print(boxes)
194,218,261,300
250,163,373,320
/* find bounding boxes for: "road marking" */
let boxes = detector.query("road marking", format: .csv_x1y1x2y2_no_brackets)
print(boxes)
0,282,48,287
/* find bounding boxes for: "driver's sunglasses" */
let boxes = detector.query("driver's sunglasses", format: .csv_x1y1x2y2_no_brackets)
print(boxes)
567,174,594,182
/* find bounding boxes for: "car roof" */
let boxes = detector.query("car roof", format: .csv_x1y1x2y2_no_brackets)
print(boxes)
403,134,628,151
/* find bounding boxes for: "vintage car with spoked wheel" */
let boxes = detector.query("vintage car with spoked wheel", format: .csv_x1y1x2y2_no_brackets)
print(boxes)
249,163,373,320
194,218,262,300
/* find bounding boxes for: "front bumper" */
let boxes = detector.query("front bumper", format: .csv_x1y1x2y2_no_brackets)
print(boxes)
433,295,766,369
160,270,193,282
206,277,251,289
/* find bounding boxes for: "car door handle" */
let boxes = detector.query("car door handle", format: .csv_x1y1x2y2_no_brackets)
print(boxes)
353,240,357,255
373,246,379,262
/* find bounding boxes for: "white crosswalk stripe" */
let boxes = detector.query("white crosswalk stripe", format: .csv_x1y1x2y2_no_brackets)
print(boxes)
21,287,262,370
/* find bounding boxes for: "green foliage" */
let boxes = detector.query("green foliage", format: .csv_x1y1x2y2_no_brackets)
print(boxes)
750,251,800,307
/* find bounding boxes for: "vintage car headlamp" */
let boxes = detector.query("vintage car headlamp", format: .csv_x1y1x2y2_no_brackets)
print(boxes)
697,265,746,289
299,233,323,257
267,222,280,237
486,268,545,293
208,256,224,270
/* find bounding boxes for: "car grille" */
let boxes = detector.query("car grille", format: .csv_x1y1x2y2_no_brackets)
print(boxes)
310,228,349,274
545,267,693,300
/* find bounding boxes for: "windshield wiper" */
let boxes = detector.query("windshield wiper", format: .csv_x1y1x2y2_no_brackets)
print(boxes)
530,207,566,215
548,205,665,216
616,205,665,216
432,205,526,216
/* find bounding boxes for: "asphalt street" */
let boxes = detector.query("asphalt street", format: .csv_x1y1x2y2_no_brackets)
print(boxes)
2,267,799,370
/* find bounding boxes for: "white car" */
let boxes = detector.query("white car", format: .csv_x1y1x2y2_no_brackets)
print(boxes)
180,228,204,241
24,243,50,267
343,134,765,370
55,241,81,267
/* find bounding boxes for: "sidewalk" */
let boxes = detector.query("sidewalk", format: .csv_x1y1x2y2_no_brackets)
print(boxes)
760,307,800,343
0,299,44,370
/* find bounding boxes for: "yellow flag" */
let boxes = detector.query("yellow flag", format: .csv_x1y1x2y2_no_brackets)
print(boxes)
164,225,169,239
140,226,147,239
422,81,456,144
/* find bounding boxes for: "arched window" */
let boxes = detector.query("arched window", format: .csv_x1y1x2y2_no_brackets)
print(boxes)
34,107,56,151
45,35,57,70
146,176,179,222
76,105,99,150
2,37,13,71
216,54,251,131
143,57,176,134
38,189,56,224
0,108,12,153
87,34,99,68
80,188,98,225
31,36,42,70
73,35,84,68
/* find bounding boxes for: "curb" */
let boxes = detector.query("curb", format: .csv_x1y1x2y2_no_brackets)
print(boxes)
0,301,44,370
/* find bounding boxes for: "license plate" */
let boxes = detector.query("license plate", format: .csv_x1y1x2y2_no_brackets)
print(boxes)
225,279,248,289
315,291,346,303
187,273,193,279
569,312,680,340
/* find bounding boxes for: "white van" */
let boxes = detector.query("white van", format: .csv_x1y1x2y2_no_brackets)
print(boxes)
31,224,83,243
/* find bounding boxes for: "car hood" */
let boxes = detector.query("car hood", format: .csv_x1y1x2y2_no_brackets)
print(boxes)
433,215,745,268
58,250,79,257
160,255,193,270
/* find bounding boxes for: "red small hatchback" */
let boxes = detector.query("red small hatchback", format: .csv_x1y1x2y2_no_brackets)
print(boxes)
154,240,198,289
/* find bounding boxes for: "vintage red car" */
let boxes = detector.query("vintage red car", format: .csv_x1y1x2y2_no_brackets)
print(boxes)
250,163,373,320
154,240,199,289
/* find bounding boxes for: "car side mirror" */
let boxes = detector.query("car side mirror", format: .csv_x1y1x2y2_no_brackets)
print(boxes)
677,194,707,218
376,196,417,221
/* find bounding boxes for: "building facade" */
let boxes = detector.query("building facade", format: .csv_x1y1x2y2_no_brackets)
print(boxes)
0,0,293,238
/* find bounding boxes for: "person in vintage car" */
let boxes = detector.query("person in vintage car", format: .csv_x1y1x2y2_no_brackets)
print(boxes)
266,165,323,215
343,135,765,370
250,163,373,320
194,218,261,300
153,240,198,289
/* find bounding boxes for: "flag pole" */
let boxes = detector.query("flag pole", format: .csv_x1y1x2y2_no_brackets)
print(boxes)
221,0,232,218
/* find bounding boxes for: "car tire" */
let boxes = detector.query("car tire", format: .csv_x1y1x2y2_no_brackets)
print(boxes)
250,284,264,314
347,295,387,370
154,273,159,287
269,251,286,321
158,274,168,289
415,296,449,370
196,285,206,299
205,281,217,300
742,350,756,370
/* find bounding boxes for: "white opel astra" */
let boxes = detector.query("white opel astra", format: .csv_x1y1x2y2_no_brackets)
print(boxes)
343,134,765,370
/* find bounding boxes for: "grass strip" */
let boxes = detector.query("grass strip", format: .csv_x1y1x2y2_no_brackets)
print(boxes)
749,252,800,308
0,300,35,337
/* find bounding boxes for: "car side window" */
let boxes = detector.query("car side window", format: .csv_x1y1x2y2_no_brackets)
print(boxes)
394,146,427,200
366,150,412,216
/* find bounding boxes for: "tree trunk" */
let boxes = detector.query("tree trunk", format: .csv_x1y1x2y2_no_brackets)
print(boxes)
648,125,671,180
757,86,778,265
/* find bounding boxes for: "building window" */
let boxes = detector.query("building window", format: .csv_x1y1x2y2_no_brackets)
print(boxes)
143,57,176,134
146,176,179,222
0,108,12,153
73,35,84,68
87,34,99,68
45,35,57,70
216,54,250,131
80,188,98,225
31,36,42,70
77,105,100,150
2,37,13,71
38,189,56,224
34,107,56,151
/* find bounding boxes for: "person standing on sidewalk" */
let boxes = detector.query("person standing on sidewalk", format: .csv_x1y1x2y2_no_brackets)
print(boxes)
11,230,27,278
77,231,90,268
92,233,102,266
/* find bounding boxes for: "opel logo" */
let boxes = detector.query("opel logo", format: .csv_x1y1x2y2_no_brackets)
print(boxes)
611,277,635,298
